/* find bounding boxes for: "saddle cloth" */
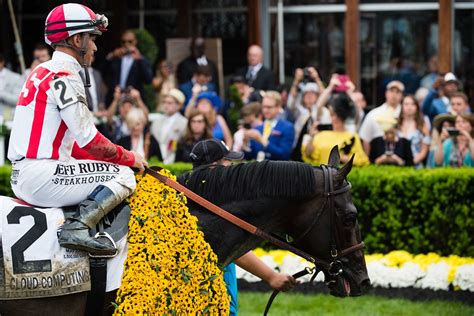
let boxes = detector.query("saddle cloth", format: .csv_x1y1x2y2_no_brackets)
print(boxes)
0,196,128,299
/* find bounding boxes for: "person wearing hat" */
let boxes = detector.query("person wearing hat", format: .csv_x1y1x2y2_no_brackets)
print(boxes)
359,80,405,154
434,113,474,167
150,88,188,164
422,72,461,124
184,139,297,315
290,81,332,161
186,91,233,148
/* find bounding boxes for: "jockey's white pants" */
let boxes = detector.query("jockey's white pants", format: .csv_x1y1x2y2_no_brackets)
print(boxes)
10,158,136,207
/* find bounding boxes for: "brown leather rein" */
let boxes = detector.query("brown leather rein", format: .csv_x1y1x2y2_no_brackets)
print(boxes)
144,166,364,271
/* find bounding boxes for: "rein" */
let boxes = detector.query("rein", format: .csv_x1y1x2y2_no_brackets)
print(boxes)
144,166,364,315
144,167,319,265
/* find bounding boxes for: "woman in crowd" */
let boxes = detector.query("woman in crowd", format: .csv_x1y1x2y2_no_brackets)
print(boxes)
434,113,474,167
369,116,413,166
152,60,176,112
302,93,369,166
187,91,233,148
117,107,162,161
175,109,213,162
398,95,431,168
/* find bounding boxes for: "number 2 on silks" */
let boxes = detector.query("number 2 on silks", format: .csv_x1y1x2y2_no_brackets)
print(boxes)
6,207,52,274
52,77,78,109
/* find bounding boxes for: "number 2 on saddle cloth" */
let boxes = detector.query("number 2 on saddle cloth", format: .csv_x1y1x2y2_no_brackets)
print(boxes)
0,196,130,300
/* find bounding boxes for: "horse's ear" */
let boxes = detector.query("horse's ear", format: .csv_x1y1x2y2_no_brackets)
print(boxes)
328,145,340,168
337,154,354,179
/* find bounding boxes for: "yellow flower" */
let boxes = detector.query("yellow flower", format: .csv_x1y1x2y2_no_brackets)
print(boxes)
113,170,229,315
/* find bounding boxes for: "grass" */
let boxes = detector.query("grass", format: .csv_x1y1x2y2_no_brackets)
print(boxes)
238,292,474,316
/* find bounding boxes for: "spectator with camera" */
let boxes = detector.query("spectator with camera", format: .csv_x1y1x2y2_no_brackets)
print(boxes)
302,93,369,166
180,65,216,111
150,89,188,164
152,60,177,112
369,117,413,166
104,29,153,105
287,67,325,114
117,107,162,161
243,91,294,161
232,102,263,152
398,95,431,168
235,45,275,91
176,37,219,93
175,109,213,163
359,80,405,155
426,92,470,167
105,86,149,143
422,72,461,124
434,113,474,167
314,73,361,132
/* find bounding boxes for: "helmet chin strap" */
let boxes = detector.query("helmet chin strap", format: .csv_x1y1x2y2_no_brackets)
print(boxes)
79,33,91,88
54,33,91,88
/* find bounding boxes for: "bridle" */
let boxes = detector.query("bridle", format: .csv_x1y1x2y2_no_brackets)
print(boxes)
263,164,365,315
291,164,365,270
143,166,365,314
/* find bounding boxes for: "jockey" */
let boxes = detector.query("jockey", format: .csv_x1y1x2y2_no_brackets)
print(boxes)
7,3,147,255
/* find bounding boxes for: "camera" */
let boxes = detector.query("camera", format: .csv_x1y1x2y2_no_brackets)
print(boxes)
447,127,460,137
302,67,314,83
317,124,333,131
385,150,394,156
243,123,252,129
334,74,349,92
121,86,132,94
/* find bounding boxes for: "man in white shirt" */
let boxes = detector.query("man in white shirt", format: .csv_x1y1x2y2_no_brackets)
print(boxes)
358,80,405,154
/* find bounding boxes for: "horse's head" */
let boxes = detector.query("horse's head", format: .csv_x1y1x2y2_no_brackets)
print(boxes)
290,146,370,297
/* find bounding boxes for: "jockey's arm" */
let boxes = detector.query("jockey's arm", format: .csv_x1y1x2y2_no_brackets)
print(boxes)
58,91,136,167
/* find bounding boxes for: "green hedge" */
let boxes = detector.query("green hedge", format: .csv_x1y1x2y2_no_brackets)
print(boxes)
0,164,472,256
348,166,474,257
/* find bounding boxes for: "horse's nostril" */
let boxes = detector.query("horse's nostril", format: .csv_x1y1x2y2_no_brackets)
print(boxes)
360,279,371,292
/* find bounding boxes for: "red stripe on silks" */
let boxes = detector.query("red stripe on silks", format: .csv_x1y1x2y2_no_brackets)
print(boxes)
17,67,50,107
51,121,68,159
80,5,96,19
47,5,67,44
26,72,55,159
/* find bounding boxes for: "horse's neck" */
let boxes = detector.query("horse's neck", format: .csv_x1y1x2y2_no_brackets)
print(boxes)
195,198,293,266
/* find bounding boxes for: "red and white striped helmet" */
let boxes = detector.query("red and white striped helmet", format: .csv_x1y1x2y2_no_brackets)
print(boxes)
44,3,108,46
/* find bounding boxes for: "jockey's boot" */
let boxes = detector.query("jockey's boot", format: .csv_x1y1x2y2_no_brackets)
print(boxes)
58,185,121,255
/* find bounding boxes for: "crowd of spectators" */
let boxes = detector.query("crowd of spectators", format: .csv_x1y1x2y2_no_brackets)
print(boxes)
1,30,473,169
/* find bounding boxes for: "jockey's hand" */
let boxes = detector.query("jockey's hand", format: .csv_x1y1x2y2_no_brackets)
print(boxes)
132,152,148,173
268,272,298,292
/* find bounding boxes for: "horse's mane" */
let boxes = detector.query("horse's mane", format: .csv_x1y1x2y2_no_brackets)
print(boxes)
179,161,317,204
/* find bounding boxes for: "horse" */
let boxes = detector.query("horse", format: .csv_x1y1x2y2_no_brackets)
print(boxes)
0,147,369,315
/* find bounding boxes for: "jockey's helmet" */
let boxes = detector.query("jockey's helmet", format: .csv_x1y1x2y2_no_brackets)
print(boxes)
44,3,108,47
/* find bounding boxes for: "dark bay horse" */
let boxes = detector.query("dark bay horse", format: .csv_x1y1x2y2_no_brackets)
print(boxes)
0,148,369,315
